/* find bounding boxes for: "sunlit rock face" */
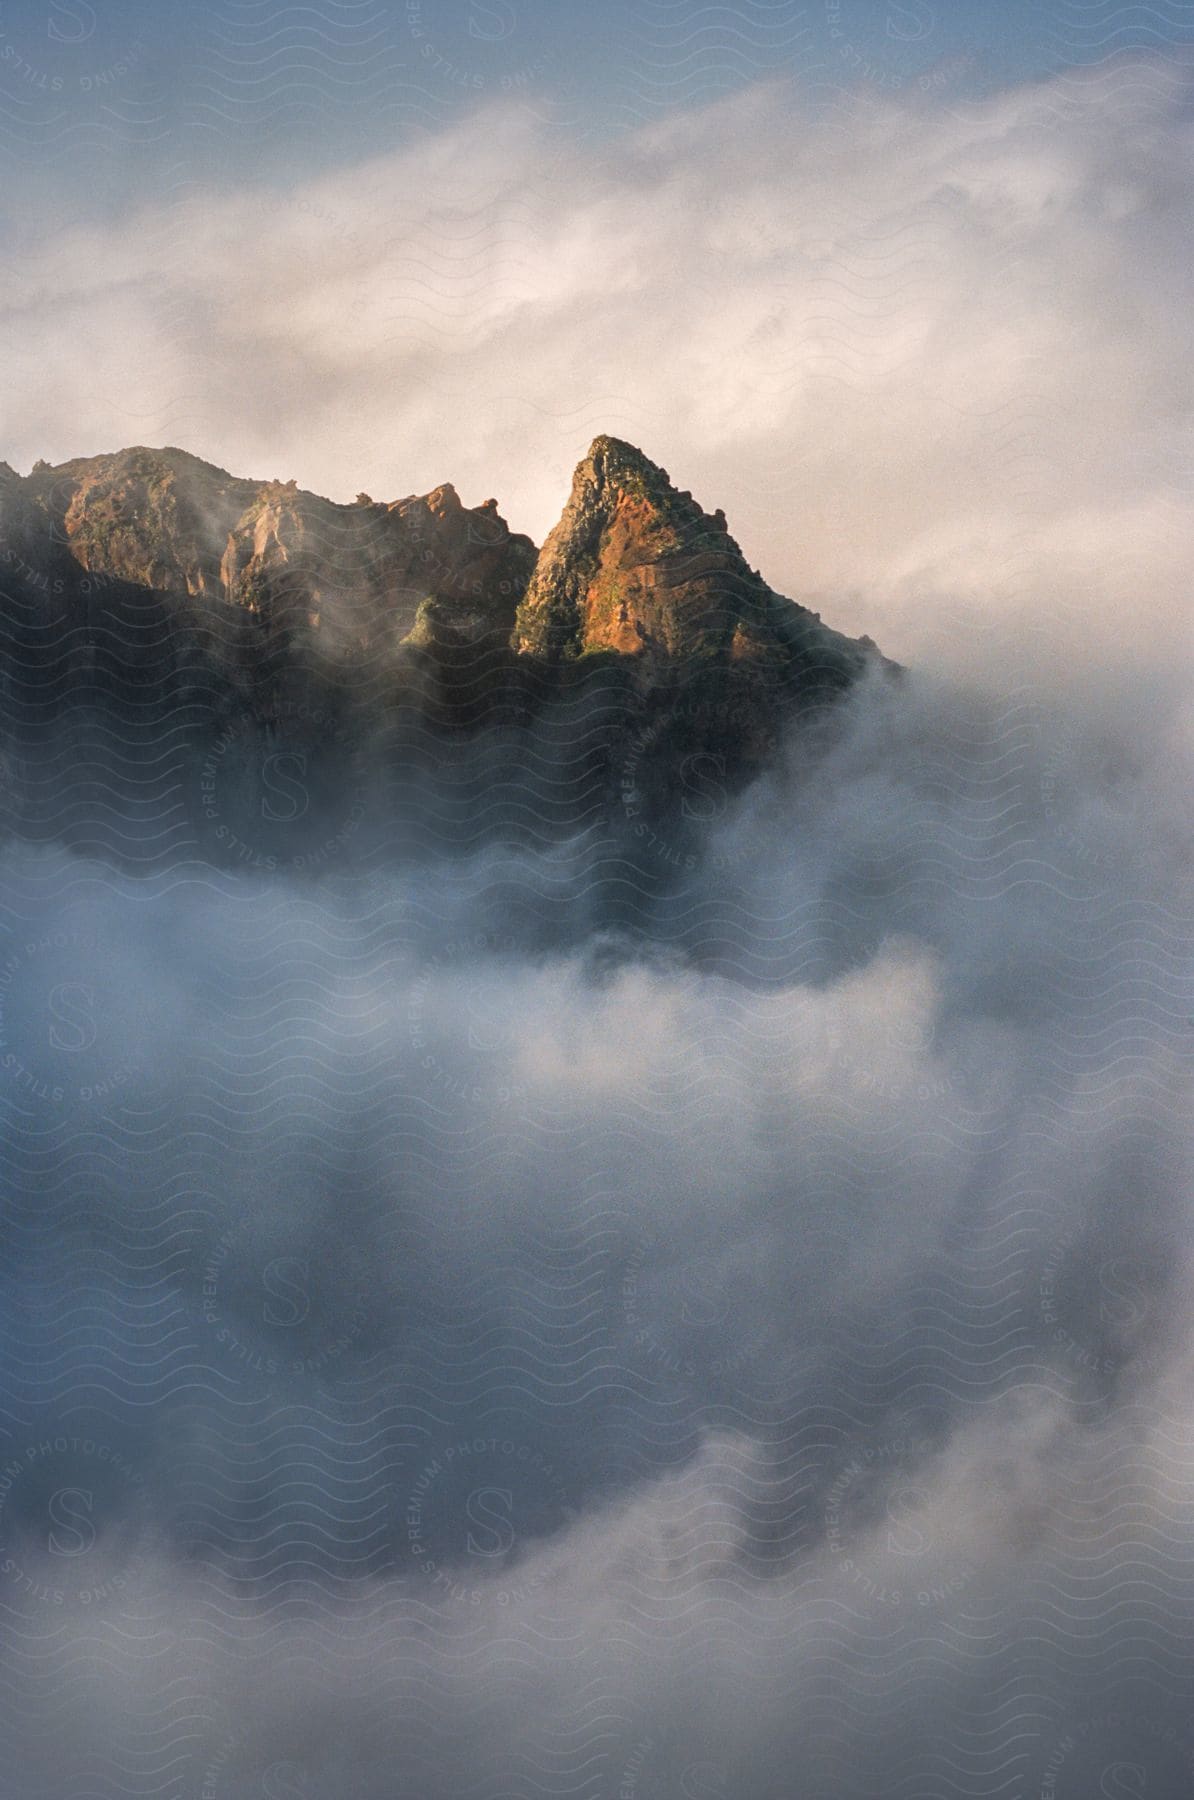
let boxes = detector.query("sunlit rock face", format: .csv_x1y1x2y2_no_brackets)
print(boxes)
514,434,871,690
6,447,537,659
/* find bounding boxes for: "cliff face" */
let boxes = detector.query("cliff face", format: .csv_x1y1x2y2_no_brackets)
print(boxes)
514,436,870,698
8,446,537,655
22,447,257,600
217,477,536,655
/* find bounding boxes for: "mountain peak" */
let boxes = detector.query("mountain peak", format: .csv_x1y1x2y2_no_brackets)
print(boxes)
575,435,688,514
513,436,867,701
512,436,716,660
583,434,660,476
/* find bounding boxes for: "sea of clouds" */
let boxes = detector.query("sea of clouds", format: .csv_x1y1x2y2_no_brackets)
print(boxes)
2,54,1194,1800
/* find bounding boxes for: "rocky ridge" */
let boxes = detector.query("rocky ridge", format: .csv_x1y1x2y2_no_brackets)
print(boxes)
2,435,872,687
0,435,884,864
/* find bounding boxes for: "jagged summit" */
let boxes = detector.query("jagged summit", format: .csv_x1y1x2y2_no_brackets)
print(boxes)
514,436,868,696
566,435,699,515
1,435,878,703
585,434,663,477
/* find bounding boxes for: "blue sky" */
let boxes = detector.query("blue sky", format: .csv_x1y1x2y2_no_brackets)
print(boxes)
3,0,1192,221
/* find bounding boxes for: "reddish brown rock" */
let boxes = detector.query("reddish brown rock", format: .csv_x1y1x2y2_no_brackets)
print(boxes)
513,435,871,700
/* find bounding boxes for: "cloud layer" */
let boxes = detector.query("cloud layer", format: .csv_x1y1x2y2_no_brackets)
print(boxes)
2,53,1194,1800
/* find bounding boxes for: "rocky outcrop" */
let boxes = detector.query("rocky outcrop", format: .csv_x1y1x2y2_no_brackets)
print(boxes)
513,436,870,701
218,477,536,656
8,447,537,657
24,446,258,600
